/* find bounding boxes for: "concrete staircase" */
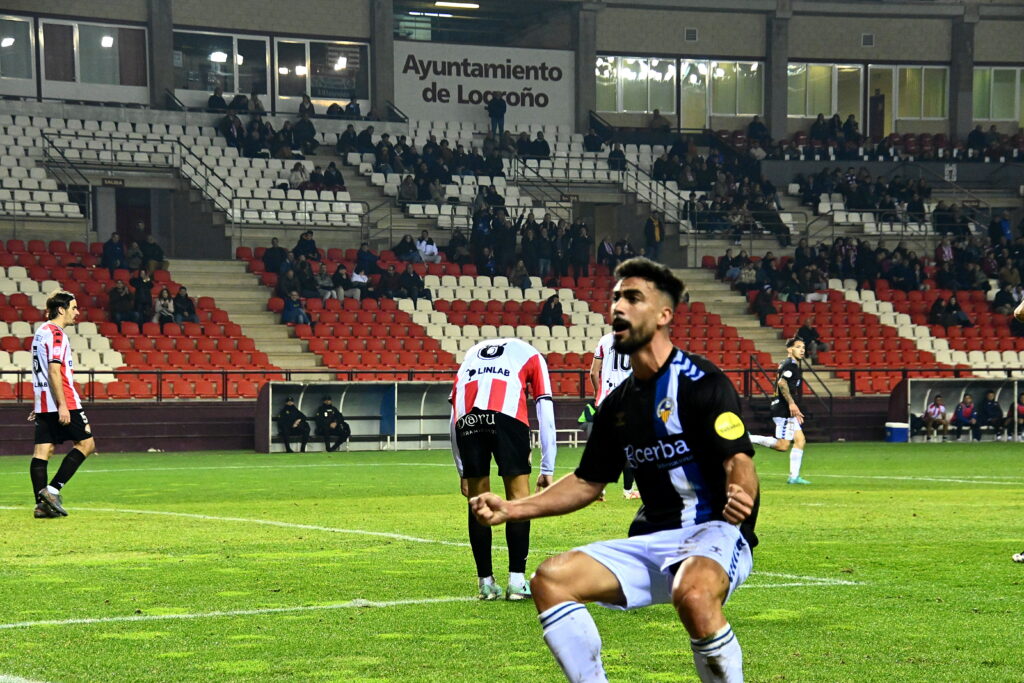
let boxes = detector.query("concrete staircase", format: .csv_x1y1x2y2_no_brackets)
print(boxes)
676,267,851,397
168,258,328,376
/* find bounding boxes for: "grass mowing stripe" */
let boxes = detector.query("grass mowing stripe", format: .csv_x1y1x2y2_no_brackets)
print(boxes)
0,597,477,631
809,473,1021,485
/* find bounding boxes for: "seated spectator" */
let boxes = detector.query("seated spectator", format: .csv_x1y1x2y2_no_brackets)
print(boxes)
530,132,551,159
607,144,626,171
752,285,777,325
351,266,374,299
294,256,320,298
130,269,154,321
298,94,315,118
417,231,442,264
966,124,986,152
809,113,829,142
648,109,670,133
378,265,404,299
393,235,422,263
447,228,471,265
140,235,168,274
596,237,615,269
249,90,265,115
796,317,828,363
102,233,126,274
223,114,245,149
125,240,144,271
476,246,498,277
293,231,320,262
993,284,1018,315
515,132,532,157
734,261,758,293
263,237,289,273
583,129,604,153
398,175,417,203
281,291,311,325
979,390,1005,440
399,264,431,304
1006,392,1024,437
337,124,358,155
108,279,138,329
153,287,175,330
484,185,505,207
315,263,337,300
207,86,227,112
308,166,325,191
356,125,375,154
842,115,861,145
345,100,361,118
510,258,531,292
356,242,383,275
323,162,345,191
749,141,767,161
293,112,319,155
277,270,301,300
173,286,199,324
946,295,973,327
332,264,361,300
289,162,308,190
935,262,960,291
537,294,564,327
228,93,249,111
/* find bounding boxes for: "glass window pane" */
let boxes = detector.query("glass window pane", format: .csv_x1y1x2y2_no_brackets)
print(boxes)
898,67,922,119
276,41,306,97
173,32,234,92
836,66,861,120
679,60,707,129
0,19,32,79
1019,71,1024,127
736,62,762,115
309,42,368,101
619,58,647,112
806,64,831,118
922,68,946,118
117,27,146,87
991,68,1015,120
79,24,120,85
973,68,991,119
237,39,267,95
787,64,806,118
43,23,75,82
648,58,675,114
595,56,616,112
711,62,736,115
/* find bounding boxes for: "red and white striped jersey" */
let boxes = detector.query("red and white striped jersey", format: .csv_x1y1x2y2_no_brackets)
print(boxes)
450,338,552,426
31,321,81,413
593,332,632,406
926,402,946,419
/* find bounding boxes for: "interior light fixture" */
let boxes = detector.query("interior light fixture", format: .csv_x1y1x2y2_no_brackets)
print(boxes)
435,1,480,8
409,11,453,17
278,67,290,75
0,37,14,48
333,56,347,71
209,51,228,63
100,35,114,48
295,65,307,76
235,54,244,65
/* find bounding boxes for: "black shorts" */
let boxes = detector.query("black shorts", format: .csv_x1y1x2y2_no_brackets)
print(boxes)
454,409,531,478
34,409,93,445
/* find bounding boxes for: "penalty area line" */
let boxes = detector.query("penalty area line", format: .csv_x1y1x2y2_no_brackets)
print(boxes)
0,596,476,631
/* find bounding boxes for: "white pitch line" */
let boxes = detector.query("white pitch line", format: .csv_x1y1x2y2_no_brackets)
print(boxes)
0,462,456,477
810,473,1021,486
0,596,476,631
754,571,862,586
0,676,51,683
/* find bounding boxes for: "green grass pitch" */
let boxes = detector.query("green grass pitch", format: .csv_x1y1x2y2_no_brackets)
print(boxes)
0,442,1022,682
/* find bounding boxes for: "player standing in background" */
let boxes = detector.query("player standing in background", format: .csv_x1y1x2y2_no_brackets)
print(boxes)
450,338,557,601
591,332,638,499
923,395,949,442
748,338,811,484
29,291,96,518
470,259,759,682
1009,302,1023,562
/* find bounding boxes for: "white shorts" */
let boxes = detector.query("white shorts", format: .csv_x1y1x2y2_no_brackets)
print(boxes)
576,521,753,611
773,416,802,440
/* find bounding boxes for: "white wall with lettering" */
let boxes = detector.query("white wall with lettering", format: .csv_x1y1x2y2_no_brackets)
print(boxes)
393,41,575,128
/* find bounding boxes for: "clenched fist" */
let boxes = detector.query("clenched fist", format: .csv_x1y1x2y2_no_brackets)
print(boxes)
470,492,511,527
723,484,754,524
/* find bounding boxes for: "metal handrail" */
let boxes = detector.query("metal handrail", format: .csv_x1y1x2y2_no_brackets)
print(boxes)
38,131,94,241
508,155,574,220
385,100,409,123
892,159,993,215
164,88,187,112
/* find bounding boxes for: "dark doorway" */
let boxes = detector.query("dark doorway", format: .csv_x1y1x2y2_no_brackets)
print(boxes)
115,188,152,244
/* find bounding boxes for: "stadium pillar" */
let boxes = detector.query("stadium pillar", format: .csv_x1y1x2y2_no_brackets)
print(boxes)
949,11,977,140
572,3,600,134
765,12,790,142
147,0,175,109
371,0,395,120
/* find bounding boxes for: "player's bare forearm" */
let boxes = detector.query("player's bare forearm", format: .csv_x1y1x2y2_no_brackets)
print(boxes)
722,452,758,523
589,360,601,396
506,473,604,522
48,364,67,411
1014,299,1024,322
778,379,794,405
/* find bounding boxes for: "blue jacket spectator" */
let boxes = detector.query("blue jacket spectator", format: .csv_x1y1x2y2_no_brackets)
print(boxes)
356,243,383,275
102,233,126,273
281,291,311,325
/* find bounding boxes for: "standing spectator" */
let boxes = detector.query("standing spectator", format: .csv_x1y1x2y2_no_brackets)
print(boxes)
486,93,507,136
332,264,361,301
315,263,337,300
648,108,670,133
298,94,315,118
263,237,289,273
966,125,986,152
173,287,199,324
809,113,829,142
537,294,564,327
294,257,320,298
795,317,828,363
293,231,321,262
130,269,154,322
746,115,770,147
356,125,375,154
644,211,664,262
249,89,265,115
583,129,604,153
447,228,471,265
281,291,311,325
102,233,125,275
399,264,431,304
416,231,442,264
108,279,137,329
153,287,175,330
293,112,319,155
569,225,593,280
607,144,626,171
207,86,227,112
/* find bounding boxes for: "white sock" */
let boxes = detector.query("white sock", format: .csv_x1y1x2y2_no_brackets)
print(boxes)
539,602,607,682
789,448,804,478
509,571,525,587
690,623,743,682
46,485,59,495
749,434,777,448
478,575,495,588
